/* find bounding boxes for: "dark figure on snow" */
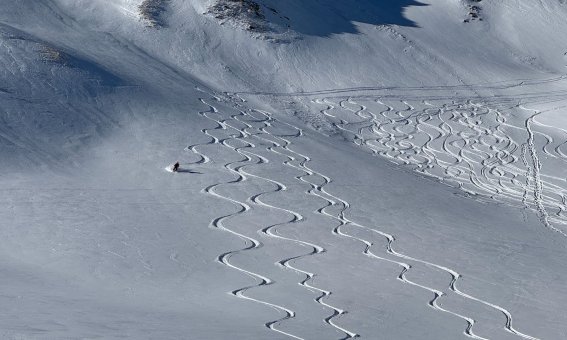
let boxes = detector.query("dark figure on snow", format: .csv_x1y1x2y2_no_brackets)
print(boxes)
173,162,180,172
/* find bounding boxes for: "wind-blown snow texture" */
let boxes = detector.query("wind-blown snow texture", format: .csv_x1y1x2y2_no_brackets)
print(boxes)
1,0,567,339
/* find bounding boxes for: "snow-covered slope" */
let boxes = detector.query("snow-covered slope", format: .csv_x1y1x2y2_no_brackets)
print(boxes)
1,0,567,339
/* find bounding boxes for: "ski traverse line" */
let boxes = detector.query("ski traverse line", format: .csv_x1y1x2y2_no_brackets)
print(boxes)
521,143,535,222
519,105,567,237
194,99,304,340
241,106,539,340
225,112,360,339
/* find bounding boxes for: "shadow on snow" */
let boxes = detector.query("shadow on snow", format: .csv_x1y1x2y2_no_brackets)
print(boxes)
260,0,428,36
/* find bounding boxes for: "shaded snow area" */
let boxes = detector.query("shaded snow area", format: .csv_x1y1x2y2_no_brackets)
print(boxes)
1,0,567,339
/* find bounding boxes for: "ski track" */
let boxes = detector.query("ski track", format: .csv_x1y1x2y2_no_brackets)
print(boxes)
519,105,567,237
226,112,359,339
313,96,567,229
191,97,359,339
221,94,540,339
192,99,303,340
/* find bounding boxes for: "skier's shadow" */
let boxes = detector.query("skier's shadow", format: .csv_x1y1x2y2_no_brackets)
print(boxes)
177,168,202,174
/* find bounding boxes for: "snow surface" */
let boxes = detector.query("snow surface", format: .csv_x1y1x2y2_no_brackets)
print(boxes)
1,0,567,339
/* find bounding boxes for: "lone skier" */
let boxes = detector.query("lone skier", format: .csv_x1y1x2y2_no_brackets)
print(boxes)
172,161,180,172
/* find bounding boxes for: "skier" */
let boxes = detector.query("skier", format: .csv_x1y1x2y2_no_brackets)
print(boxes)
172,161,180,172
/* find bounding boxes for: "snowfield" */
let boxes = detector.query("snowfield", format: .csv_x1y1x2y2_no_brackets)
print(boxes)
1,0,567,339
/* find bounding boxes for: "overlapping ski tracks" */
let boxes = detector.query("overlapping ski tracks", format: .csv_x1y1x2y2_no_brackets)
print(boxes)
188,96,359,339
312,97,567,231
200,93,540,339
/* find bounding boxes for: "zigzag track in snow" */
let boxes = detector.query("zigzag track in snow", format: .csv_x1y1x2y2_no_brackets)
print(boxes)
232,127,359,339
223,111,358,339
273,124,492,339
194,98,360,339
279,118,538,340
226,111,359,339
223,96,539,339
253,125,487,339
184,132,211,164
193,99,303,340
220,94,359,338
